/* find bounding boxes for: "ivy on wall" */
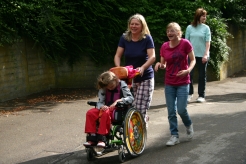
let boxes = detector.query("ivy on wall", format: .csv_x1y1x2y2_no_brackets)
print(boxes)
0,0,245,79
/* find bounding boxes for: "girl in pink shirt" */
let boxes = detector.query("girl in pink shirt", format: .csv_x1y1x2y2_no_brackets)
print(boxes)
155,22,196,146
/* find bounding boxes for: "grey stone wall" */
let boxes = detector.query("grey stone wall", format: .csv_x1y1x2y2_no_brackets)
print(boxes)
0,25,245,102
0,41,110,102
220,25,246,80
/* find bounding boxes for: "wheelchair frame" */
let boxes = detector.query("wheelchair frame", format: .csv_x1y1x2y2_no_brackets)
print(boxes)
84,66,146,163
85,101,147,163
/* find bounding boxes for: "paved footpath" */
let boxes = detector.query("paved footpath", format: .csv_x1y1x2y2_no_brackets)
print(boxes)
0,75,246,164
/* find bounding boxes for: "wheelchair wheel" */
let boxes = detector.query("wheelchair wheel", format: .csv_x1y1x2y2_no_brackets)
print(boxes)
124,108,147,156
119,151,126,163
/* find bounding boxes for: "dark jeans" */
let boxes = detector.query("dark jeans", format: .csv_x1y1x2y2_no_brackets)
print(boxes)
189,57,209,98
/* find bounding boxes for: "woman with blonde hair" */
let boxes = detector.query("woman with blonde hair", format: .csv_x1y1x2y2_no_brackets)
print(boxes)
155,22,196,146
114,14,155,127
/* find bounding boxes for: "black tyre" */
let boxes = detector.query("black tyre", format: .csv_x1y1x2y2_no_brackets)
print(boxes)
119,151,126,163
86,148,94,161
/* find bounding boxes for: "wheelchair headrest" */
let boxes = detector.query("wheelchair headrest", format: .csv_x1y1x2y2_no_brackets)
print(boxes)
109,66,140,80
109,67,128,79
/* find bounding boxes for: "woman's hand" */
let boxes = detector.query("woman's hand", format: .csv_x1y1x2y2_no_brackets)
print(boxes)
154,62,161,71
202,55,208,63
136,67,144,76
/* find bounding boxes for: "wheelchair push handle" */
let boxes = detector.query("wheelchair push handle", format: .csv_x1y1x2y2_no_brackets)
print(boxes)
116,101,128,108
87,101,97,107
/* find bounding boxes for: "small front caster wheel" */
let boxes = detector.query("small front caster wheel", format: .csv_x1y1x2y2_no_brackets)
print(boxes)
86,148,94,161
119,151,126,163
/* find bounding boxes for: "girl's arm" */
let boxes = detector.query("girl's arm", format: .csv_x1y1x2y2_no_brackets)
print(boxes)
109,81,134,108
176,50,196,77
187,50,196,73
96,89,106,109
120,81,134,105
154,56,166,71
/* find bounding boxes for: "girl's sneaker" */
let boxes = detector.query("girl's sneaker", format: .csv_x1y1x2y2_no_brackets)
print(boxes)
83,141,95,146
186,124,194,140
187,94,193,102
166,135,180,146
97,141,105,147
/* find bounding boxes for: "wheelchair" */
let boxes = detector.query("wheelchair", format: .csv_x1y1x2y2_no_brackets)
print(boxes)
84,66,147,163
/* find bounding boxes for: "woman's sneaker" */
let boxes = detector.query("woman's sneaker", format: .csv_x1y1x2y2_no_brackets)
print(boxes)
166,135,180,146
187,94,193,102
197,97,205,103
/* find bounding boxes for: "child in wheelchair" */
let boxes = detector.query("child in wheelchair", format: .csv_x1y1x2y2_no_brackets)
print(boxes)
83,71,134,147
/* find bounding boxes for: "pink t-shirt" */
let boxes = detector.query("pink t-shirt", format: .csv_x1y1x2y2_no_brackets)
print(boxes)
160,38,193,86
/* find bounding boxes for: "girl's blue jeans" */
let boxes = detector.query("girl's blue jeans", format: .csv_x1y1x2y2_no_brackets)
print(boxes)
165,84,192,136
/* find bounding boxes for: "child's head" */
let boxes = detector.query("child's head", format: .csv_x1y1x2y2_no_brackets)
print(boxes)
97,71,119,90
166,22,183,38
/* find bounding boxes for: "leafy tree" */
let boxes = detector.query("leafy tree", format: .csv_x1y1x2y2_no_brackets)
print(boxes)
203,0,246,27
0,0,245,78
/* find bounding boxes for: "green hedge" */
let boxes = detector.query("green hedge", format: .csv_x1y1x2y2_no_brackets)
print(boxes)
1,0,245,78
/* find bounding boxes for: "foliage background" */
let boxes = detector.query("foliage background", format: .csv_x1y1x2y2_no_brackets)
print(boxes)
0,0,245,78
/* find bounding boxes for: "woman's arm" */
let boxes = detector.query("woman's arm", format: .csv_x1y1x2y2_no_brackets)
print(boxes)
185,26,190,40
138,48,156,76
202,41,210,63
114,47,124,67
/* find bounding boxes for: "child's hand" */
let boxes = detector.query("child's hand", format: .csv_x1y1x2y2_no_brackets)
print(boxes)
100,105,109,111
154,62,166,72
176,70,189,77
110,99,121,108
108,106,115,111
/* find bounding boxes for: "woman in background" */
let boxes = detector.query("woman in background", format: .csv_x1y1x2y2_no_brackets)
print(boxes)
185,8,211,103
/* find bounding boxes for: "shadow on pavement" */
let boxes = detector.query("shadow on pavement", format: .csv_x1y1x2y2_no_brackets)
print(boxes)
206,93,246,103
18,149,132,164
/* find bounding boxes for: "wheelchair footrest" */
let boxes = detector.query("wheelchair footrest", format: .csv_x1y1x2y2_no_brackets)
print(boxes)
97,134,107,142
86,134,97,142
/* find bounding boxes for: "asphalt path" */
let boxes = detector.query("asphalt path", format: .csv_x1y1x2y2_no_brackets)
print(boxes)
0,75,246,164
